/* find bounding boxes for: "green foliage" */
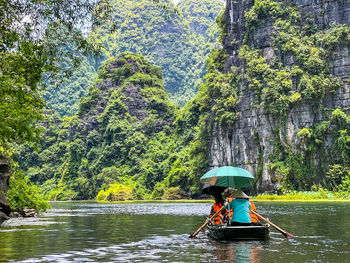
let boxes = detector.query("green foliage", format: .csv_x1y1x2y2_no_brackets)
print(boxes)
162,187,186,200
1,0,114,211
267,107,350,192
331,108,350,125
96,183,133,201
10,0,225,202
0,42,46,150
15,54,187,200
47,184,78,201
0,0,115,147
315,23,350,52
161,46,241,192
44,0,224,116
151,182,166,200
337,173,350,196
7,170,50,213
238,3,346,120
245,0,300,32
325,165,350,191
328,109,350,167
201,48,240,129
216,10,227,44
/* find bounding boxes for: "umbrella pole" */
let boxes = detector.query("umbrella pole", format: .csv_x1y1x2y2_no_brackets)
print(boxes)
227,176,231,225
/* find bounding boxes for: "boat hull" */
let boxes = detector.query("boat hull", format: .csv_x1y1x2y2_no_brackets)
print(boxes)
207,224,269,241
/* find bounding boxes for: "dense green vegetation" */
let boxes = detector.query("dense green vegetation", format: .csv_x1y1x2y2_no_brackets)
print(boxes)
44,0,224,117
0,0,116,212
16,53,205,200
7,169,51,212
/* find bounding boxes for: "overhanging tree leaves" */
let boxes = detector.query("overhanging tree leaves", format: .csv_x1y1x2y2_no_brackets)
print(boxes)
0,0,180,149
0,0,114,149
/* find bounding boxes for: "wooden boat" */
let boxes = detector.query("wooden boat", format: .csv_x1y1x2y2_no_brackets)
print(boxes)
207,223,269,241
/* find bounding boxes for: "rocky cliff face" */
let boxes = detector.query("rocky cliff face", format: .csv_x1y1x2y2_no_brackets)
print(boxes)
209,0,350,191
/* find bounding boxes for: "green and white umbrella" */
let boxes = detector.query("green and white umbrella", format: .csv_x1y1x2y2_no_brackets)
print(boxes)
200,166,254,189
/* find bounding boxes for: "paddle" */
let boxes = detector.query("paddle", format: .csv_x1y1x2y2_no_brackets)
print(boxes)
251,210,294,238
189,206,225,238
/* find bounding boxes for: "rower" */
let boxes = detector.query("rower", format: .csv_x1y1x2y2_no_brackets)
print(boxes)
209,193,225,225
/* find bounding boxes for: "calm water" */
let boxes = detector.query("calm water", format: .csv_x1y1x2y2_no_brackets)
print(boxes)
1,201,350,262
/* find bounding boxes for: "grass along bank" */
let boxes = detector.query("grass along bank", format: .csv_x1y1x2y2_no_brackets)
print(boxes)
254,190,350,201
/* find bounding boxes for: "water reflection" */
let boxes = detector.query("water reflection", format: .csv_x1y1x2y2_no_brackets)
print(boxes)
1,201,350,262
9,234,266,263
210,239,264,262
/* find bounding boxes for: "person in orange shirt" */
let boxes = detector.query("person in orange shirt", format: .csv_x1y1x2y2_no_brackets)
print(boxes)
210,194,225,225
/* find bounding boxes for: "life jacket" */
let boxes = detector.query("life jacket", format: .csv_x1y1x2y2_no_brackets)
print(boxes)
213,203,223,225
250,201,258,223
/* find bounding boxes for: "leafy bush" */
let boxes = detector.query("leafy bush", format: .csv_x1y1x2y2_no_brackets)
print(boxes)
47,188,78,201
151,182,165,200
7,170,51,213
96,183,133,201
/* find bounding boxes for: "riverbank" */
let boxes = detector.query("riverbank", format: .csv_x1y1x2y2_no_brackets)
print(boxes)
56,190,350,204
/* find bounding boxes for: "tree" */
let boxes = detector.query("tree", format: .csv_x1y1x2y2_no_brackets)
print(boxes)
0,0,115,150
0,0,117,213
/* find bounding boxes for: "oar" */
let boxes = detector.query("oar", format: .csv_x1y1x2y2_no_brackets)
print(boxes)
189,206,225,238
251,210,294,238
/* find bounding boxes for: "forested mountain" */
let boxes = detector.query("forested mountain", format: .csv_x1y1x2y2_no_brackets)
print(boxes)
16,54,205,200
45,0,224,117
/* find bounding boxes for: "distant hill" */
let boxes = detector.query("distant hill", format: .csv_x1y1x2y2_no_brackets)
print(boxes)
17,54,196,200
44,0,224,117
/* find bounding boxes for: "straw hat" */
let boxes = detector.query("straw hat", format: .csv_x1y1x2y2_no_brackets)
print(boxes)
225,189,249,199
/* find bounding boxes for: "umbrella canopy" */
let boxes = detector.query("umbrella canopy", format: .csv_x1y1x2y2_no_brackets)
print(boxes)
200,166,254,188
201,184,226,195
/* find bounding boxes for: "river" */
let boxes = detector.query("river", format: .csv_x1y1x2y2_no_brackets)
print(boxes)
1,201,350,262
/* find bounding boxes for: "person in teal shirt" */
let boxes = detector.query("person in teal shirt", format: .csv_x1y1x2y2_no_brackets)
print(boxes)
225,189,251,226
